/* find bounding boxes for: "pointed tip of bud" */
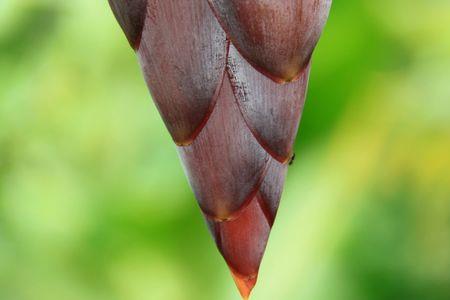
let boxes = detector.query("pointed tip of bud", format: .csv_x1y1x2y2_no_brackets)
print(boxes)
204,193,273,299
230,270,258,300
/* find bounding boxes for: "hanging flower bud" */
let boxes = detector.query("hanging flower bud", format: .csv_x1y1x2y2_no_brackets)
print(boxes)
108,1,331,298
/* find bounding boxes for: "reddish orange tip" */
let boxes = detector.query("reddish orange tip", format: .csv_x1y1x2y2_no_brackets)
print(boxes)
230,270,258,299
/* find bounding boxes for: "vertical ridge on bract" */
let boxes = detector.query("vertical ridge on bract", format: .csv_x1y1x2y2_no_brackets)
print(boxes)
259,159,288,226
136,0,228,145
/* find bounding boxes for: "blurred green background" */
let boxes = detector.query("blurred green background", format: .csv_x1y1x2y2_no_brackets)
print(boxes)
1,1,449,299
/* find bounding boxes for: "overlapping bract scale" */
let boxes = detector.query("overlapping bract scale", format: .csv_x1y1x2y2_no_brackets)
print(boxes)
208,0,332,82
108,0,331,298
137,0,228,145
259,159,288,226
228,45,310,163
178,77,270,220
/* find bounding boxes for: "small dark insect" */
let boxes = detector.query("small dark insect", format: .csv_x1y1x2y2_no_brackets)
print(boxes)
289,153,296,166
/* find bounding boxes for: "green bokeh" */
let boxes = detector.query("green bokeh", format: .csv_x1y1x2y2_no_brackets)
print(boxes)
1,1,449,299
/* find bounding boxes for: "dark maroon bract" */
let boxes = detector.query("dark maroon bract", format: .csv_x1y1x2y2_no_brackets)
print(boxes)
208,0,332,82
